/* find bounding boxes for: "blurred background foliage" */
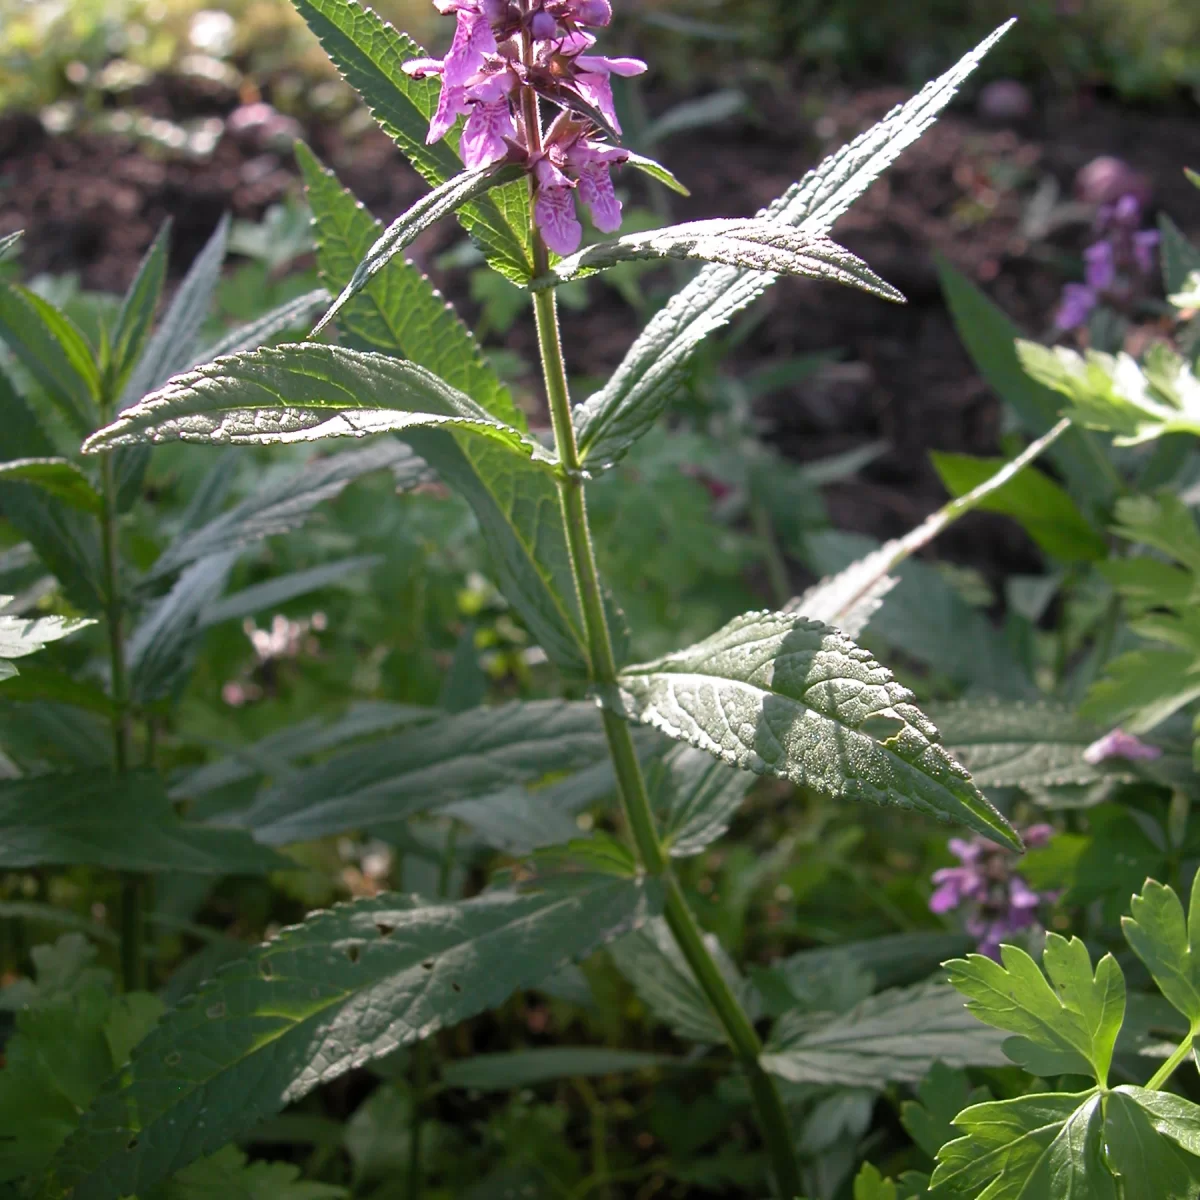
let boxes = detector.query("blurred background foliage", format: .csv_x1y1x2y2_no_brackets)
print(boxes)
3,0,1200,118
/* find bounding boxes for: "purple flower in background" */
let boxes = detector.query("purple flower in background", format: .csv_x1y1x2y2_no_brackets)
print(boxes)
1055,191,1162,333
406,0,640,253
930,823,1057,960
1083,728,1163,765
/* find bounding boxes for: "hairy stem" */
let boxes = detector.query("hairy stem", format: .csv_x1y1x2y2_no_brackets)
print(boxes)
100,453,144,993
530,262,801,1199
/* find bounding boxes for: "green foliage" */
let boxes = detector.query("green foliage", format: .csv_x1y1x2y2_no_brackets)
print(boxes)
0,600,94,681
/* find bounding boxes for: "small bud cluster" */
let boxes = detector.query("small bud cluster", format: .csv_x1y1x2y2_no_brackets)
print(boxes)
929,824,1058,959
404,0,646,255
1056,192,1161,332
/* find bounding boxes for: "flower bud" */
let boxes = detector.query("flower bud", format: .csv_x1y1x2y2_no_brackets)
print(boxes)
530,10,558,38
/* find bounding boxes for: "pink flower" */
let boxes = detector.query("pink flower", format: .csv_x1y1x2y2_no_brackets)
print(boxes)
1083,728,1163,765
403,4,498,143
1055,282,1097,331
1133,229,1160,276
548,31,645,134
1084,241,1115,291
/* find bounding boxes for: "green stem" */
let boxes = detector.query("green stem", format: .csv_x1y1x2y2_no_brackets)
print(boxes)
530,264,801,1199
99,453,144,993
1146,1027,1197,1091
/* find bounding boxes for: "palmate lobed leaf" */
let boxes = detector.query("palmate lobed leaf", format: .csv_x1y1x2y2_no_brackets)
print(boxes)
599,609,1020,849
53,877,663,1197
1122,872,1200,1027
81,344,553,465
944,933,1125,1084
534,221,904,301
573,21,1013,470
0,600,95,662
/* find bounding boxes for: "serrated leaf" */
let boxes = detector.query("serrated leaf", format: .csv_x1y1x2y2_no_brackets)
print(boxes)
196,289,330,363
1113,493,1200,574
930,1091,1111,1200
290,0,532,282
573,22,1011,469
0,284,100,434
853,1163,898,1200
0,357,54,459
0,457,102,515
1160,214,1200,296
240,700,611,845
199,554,380,629
609,916,756,1044
313,163,524,336
82,345,553,468
150,440,423,580
761,981,1007,1086
944,933,1125,1084
54,877,662,1196
1105,1088,1200,1200
442,1047,681,1092
1081,649,1200,735
169,702,436,800
161,1144,348,1200
1122,873,1200,1026
536,221,904,301
930,452,1107,562
0,771,285,873
937,259,1113,506
128,552,238,703
901,1062,992,1161
649,743,753,857
296,144,523,430
926,702,1124,790
788,541,898,639
802,531,1033,698
0,602,94,660
111,220,170,390
599,609,1019,849
118,215,230,411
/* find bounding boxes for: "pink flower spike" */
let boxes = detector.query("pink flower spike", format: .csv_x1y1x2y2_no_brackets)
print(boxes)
535,184,583,255
1084,241,1115,291
567,0,612,25
1134,229,1160,275
442,10,497,89
461,98,517,167
1083,728,1163,764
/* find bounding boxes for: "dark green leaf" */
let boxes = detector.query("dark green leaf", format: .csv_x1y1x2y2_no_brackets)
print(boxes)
1160,214,1200,296
442,1048,681,1092
289,0,532,282
160,1145,348,1200
650,743,753,857
0,284,100,433
535,222,904,300
313,163,524,336
111,220,170,390
944,933,1125,1083
761,982,1007,1086
199,555,381,629
82,345,553,464
0,771,286,873
1122,873,1200,1026
600,609,1019,849
624,152,691,196
900,1062,991,1160
240,700,611,844
55,877,662,1196
930,451,1107,562
0,457,102,515
572,23,1012,469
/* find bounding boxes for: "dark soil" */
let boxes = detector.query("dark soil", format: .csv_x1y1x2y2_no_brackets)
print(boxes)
2,76,1199,591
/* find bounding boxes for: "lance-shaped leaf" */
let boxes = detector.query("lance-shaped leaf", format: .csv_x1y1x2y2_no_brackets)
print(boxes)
82,345,554,464
312,163,524,337
150,440,424,581
290,0,533,283
598,609,1019,849
442,1047,682,1092
110,220,170,389
53,877,661,1196
0,284,100,434
573,21,1012,469
926,701,1129,790
625,152,690,196
0,771,286,873
534,221,904,299
199,555,381,630
761,982,1008,1086
0,458,102,516
195,289,330,363
1123,873,1200,1027
1160,213,1200,296
649,743,754,857
0,230,21,261
930,1092,1113,1199
0,601,94,680
944,933,1126,1084
240,700,611,845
